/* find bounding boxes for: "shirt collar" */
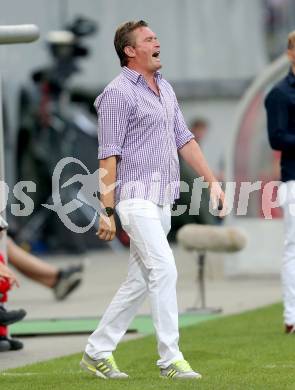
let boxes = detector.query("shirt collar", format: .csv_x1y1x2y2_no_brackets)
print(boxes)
287,68,295,87
122,66,162,84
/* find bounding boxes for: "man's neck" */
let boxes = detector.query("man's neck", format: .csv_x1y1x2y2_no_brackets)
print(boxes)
127,64,156,84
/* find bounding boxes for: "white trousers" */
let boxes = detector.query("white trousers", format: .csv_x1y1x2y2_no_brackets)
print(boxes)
280,181,295,325
85,199,183,368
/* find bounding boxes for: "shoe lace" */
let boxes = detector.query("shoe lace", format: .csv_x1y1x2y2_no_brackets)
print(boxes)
173,360,192,372
106,355,120,371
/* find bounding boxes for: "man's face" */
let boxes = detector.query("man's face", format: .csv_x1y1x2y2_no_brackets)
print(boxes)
127,26,161,72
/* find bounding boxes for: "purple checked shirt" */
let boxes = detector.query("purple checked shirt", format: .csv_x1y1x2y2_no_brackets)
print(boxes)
95,66,194,205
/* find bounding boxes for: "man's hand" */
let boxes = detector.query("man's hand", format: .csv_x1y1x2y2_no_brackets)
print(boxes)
0,262,20,288
96,215,116,241
210,182,227,218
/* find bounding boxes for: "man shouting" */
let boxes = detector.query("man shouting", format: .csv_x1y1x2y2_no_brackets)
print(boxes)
81,20,225,380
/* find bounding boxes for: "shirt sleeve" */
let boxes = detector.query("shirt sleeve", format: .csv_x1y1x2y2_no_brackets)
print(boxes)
95,88,131,159
265,88,295,152
173,94,195,149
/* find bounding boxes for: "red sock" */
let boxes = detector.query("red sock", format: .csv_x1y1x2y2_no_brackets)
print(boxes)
0,253,11,337
0,325,7,337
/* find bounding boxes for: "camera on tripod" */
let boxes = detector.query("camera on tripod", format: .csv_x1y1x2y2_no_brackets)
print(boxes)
46,16,98,61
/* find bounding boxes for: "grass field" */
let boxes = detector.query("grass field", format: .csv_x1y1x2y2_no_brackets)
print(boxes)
1,303,295,390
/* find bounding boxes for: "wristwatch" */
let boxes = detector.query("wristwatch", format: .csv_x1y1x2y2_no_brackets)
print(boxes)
103,207,115,217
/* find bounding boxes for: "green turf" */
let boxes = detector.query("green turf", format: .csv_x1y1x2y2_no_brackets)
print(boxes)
9,313,216,336
2,303,295,390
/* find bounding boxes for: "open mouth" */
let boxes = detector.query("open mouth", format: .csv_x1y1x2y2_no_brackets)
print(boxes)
152,51,160,59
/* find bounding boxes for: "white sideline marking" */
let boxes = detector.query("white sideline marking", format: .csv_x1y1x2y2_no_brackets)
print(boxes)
263,364,295,369
0,370,79,377
0,373,38,376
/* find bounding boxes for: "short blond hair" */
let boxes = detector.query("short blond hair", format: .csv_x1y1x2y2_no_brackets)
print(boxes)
287,30,295,50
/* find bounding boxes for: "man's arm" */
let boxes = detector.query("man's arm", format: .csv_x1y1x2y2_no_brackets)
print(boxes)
265,88,295,152
179,140,225,213
179,139,217,185
172,93,226,213
97,156,117,241
95,88,130,241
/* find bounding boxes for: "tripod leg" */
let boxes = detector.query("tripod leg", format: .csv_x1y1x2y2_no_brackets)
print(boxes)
197,252,206,309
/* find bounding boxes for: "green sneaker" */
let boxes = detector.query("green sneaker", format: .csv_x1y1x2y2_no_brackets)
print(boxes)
160,359,202,379
80,352,129,379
